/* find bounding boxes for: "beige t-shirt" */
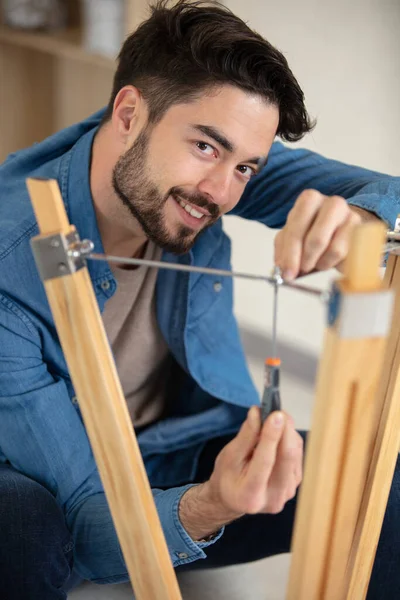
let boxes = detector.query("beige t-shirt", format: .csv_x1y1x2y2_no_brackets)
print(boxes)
102,241,170,428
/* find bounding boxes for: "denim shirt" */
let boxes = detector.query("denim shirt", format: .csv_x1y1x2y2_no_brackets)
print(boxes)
0,109,398,583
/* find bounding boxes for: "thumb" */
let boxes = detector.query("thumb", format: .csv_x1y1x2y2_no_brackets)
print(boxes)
230,406,261,463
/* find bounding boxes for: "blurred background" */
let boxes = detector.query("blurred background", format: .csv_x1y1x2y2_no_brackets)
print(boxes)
0,0,399,598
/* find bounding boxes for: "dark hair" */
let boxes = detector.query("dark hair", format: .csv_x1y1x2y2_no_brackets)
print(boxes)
103,0,314,142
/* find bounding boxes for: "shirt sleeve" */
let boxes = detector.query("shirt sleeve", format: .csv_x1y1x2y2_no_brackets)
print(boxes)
0,294,223,583
232,141,400,229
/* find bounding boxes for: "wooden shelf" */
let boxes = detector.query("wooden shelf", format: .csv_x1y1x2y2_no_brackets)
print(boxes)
0,0,148,161
0,24,115,70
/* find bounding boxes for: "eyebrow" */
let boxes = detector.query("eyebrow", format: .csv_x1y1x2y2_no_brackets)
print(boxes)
190,124,268,170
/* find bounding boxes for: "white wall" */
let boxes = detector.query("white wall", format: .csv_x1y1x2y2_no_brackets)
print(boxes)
223,0,400,369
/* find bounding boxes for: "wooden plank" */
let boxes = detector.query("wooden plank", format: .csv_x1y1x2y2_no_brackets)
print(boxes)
26,178,182,600
287,223,389,600
322,338,387,599
322,224,388,599
342,222,386,292
0,25,114,69
346,254,400,599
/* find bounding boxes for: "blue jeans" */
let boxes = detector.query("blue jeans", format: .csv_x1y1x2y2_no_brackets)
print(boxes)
0,464,74,599
0,434,399,599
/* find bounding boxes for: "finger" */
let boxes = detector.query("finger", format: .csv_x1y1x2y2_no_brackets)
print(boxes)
271,421,301,488
300,196,349,273
227,405,261,466
244,411,285,491
287,473,300,501
292,433,304,487
267,411,304,502
278,190,324,280
265,473,299,513
314,213,361,271
274,230,284,266
282,410,295,428
278,231,303,282
279,413,303,485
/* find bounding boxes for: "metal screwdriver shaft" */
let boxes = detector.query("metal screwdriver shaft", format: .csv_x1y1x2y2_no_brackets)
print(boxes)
271,270,279,359
261,267,283,421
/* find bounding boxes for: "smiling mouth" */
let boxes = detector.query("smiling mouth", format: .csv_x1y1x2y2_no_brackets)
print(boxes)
175,196,210,220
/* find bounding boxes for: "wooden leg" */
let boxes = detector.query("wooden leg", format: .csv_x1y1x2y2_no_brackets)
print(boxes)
346,254,400,599
286,222,393,600
27,178,182,600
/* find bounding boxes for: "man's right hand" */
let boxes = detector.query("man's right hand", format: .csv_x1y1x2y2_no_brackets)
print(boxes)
179,406,304,541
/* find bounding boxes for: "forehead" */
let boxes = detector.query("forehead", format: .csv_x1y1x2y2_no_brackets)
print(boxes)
157,85,279,156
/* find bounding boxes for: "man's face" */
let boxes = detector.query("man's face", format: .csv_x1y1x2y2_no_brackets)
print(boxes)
112,85,279,254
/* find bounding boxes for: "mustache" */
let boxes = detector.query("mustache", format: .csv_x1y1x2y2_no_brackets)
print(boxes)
169,187,220,219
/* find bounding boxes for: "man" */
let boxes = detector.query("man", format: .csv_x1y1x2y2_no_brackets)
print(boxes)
0,1,398,598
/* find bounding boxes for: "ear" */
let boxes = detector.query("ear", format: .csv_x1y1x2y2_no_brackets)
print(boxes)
111,86,147,142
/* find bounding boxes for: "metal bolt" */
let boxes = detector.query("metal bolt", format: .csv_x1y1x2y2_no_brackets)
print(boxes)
58,263,68,274
271,266,284,286
50,238,60,248
68,239,95,260
80,239,94,254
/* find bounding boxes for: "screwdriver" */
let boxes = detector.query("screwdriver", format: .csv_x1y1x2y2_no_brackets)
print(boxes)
261,267,283,422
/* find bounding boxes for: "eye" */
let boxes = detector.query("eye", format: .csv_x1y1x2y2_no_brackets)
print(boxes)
237,164,257,179
196,141,216,157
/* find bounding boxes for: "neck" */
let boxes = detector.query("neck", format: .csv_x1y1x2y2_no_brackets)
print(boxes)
90,125,148,259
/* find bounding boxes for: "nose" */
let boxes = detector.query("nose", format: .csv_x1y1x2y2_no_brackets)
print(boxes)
197,164,234,208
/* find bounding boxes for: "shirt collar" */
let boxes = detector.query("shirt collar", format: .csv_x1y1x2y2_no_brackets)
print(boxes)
62,125,114,293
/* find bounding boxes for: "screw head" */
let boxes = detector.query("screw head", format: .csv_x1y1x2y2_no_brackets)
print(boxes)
58,263,68,274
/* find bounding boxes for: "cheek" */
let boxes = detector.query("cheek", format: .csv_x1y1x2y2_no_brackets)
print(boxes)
159,155,209,190
223,183,246,213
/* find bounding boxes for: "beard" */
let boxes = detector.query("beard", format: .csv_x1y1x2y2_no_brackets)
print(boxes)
112,128,220,255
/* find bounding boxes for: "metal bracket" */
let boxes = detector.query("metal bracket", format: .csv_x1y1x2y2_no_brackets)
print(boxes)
30,231,94,281
328,282,394,338
386,214,400,255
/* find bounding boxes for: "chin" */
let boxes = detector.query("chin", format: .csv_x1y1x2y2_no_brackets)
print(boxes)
160,238,195,256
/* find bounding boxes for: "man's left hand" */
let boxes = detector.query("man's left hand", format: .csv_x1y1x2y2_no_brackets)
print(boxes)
274,189,382,281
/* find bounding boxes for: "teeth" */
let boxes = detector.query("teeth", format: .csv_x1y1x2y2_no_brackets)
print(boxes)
178,198,204,220
189,206,203,218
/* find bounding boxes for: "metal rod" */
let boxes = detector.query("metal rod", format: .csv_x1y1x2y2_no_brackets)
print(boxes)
387,231,400,242
272,282,278,358
385,243,400,255
271,266,283,358
87,252,327,300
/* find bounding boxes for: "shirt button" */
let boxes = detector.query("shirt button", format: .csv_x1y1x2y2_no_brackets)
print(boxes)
71,396,78,405
101,280,111,291
213,282,222,292
177,552,188,559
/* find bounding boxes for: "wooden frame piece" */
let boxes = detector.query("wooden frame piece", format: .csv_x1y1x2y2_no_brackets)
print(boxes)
27,178,182,600
287,222,395,600
346,253,400,599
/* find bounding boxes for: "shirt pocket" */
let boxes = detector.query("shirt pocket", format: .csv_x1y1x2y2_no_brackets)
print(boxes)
188,233,232,325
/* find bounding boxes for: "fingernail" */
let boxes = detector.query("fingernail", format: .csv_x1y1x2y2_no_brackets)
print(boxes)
283,269,295,281
273,412,284,428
